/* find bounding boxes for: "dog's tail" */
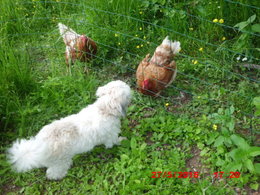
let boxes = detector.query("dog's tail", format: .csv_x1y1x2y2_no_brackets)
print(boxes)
7,138,45,172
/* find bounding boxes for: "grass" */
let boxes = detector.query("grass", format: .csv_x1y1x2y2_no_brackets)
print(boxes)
0,0,260,194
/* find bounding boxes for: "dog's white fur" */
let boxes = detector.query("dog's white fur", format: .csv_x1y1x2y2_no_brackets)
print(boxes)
7,80,131,180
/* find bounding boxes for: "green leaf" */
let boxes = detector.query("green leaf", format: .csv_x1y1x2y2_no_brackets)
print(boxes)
247,14,256,24
120,154,129,161
253,97,260,116
253,97,260,107
227,119,235,131
244,159,254,173
254,163,260,174
216,157,225,166
207,132,219,145
251,24,260,33
140,143,147,151
229,148,244,161
130,137,137,149
230,134,249,150
235,14,257,30
214,136,224,147
230,105,235,114
248,147,260,157
224,162,242,172
250,183,259,191
234,21,250,31
200,148,208,156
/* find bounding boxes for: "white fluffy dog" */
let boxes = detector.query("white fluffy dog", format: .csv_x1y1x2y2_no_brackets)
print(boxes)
8,80,131,180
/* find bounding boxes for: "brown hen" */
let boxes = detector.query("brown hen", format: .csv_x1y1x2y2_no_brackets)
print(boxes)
136,36,181,96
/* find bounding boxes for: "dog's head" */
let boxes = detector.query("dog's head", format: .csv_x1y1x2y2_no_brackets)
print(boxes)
96,80,131,117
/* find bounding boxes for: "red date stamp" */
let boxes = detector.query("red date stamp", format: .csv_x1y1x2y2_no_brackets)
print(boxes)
213,171,241,178
151,171,241,179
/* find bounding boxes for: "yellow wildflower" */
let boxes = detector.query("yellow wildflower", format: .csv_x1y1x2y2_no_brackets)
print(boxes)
219,19,224,24
118,42,121,45
136,45,140,49
192,60,198,64
189,27,194,31
114,33,119,37
222,37,226,41
143,36,147,40
213,19,218,23
140,44,144,47
147,41,150,44
139,11,143,15
135,34,138,37
213,124,218,130
199,47,203,52
165,103,169,107
139,27,142,30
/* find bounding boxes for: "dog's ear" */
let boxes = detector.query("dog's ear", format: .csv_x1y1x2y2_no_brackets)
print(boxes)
96,80,131,117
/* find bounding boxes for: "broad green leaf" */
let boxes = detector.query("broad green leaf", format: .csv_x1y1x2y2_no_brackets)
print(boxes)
254,163,260,174
120,154,129,161
224,137,232,146
234,21,250,31
200,148,208,156
235,14,257,30
247,14,256,24
217,146,224,154
130,137,137,149
227,119,235,131
229,148,244,161
230,105,235,114
224,162,242,173
253,97,260,107
250,183,259,191
251,24,260,33
140,143,147,151
230,134,249,150
248,147,260,157
244,159,254,173
214,136,224,147
207,132,219,145
216,157,225,166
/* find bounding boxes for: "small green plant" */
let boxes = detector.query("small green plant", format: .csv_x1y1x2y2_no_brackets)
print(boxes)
233,14,260,59
253,96,260,116
228,134,260,174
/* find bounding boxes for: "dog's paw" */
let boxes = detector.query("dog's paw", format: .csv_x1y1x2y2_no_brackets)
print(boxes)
46,167,67,180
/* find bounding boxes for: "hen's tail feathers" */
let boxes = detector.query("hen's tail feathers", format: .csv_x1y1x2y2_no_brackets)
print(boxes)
162,36,181,55
7,138,44,172
58,23,79,43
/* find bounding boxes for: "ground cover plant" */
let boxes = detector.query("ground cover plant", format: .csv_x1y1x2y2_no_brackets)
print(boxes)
0,0,259,194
